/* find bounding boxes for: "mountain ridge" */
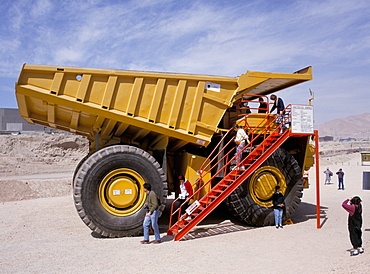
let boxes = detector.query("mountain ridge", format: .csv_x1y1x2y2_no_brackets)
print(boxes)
315,113,370,140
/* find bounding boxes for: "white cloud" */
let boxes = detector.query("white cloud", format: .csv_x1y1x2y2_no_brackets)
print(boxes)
54,48,84,63
0,0,369,124
30,0,53,17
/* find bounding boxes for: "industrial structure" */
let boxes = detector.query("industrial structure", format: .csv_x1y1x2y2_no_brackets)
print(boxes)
15,64,316,241
0,108,45,134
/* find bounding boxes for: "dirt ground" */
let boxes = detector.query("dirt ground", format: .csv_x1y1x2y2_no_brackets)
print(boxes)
0,133,88,202
0,134,369,273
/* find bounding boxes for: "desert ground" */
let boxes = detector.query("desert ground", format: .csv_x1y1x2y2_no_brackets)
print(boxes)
0,134,369,273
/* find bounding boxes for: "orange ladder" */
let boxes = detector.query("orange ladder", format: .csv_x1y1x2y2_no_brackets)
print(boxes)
167,107,292,241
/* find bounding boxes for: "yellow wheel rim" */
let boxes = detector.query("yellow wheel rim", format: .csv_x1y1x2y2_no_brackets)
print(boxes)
249,166,286,207
99,168,146,216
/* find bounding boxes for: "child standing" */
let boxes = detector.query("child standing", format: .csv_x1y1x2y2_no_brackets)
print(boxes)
342,196,364,256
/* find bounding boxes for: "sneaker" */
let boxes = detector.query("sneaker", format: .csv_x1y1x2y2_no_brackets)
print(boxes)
358,247,364,253
185,216,192,221
140,240,149,244
153,240,162,244
276,226,279,229
351,249,359,256
279,225,283,228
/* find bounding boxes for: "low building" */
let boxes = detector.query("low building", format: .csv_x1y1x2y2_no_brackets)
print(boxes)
319,136,334,142
339,138,356,142
0,108,46,133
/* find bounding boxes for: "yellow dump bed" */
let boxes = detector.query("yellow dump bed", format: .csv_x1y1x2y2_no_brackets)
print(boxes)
15,64,311,150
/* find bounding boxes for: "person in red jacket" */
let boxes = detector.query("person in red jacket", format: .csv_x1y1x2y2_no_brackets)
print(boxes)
176,175,193,220
178,175,193,200
342,196,364,256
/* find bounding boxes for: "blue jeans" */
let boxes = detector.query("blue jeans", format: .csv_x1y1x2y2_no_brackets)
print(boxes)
274,208,283,226
338,178,344,189
236,142,245,165
143,209,160,241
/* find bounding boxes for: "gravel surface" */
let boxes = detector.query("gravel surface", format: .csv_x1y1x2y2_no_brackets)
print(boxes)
0,134,369,273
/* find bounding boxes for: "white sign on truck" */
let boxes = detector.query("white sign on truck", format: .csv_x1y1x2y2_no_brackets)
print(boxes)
291,105,314,134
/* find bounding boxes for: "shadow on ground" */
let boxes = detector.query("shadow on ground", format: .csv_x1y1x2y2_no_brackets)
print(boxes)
291,202,328,227
92,199,328,241
160,199,255,241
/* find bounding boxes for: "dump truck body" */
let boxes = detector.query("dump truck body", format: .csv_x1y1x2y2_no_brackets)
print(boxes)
15,64,314,238
16,64,311,150
16,64,240,151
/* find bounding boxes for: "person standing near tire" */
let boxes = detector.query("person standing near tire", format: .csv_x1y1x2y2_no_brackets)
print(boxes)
272,186,285,229
342,196,364,256
141,183,161,244
336,168,345,190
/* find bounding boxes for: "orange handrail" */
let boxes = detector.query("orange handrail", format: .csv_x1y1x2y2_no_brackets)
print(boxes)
168,102,294,229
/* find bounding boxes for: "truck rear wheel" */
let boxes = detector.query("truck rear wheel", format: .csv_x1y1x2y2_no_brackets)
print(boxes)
225,148,303,226
73,145,167,237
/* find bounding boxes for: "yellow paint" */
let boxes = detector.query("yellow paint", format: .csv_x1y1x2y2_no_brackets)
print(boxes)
15,64,312,152
249,166,287,207
99,168,146,216
178,152,212,203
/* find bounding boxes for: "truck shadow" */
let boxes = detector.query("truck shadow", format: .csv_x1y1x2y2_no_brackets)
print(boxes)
160,199,328,241
291,202,328,228
160,200,257,242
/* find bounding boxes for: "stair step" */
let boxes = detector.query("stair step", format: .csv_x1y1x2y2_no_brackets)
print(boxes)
212,189,223,193
169,228,177,232
228,173,240,177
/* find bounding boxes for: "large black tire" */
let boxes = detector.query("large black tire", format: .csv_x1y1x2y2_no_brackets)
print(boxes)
225,147,303,226
73,145,167,237
73,154,89,182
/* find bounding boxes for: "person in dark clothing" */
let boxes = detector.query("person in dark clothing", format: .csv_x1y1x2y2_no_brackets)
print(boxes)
270,94,285,130
272,186,285,229
140,183,161,244
342,196,364,256
336,168,345,190
258,97,268,113
270,94,285,114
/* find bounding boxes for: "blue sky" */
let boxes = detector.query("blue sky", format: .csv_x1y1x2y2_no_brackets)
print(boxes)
1,0,369,125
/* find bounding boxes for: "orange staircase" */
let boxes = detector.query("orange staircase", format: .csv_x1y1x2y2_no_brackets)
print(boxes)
167,104,293,241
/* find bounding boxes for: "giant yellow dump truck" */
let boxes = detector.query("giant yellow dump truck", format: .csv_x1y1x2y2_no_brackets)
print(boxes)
15,64,314,238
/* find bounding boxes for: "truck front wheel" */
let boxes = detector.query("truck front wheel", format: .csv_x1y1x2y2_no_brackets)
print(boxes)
225,148,303,226
73,145,167,237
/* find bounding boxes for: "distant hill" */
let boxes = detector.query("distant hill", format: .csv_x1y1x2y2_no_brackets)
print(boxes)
315,113,370,140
